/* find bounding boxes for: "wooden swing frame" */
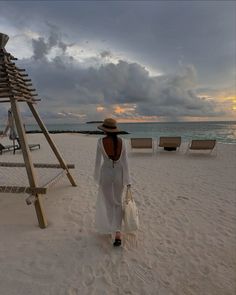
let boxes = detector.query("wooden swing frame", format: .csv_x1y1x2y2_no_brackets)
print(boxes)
0,32,77,228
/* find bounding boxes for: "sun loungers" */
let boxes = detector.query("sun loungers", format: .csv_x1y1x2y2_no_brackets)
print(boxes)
187,139,216,154
158,136,181,151
16,138,40,151
130,137,216,154
0,139,40,155
0,143,19,155
130,138,154,152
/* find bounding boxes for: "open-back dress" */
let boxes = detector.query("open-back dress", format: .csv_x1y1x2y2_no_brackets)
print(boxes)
94,137,130,233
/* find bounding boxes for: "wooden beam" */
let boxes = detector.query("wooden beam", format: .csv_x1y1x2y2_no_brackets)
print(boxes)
14,95,39,102
8,80,36,93
0,185,47,194
5,65,26,72
0,100,11,103
0,99,39,103
7,72,31,84
9,86,36,97
0,88,11,93
28,102,77,187
10,98,47,228
0,162,75,169
0,93,12,98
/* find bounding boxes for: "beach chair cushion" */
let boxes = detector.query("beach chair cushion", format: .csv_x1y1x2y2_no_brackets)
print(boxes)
189,139,216,150
130,138,153,149
159,137,181,148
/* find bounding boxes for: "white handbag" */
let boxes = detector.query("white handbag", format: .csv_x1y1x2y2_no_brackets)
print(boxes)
123,187,139,232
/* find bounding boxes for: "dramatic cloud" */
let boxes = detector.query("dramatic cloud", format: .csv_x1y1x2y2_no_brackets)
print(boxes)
0,1,235,122
17,41,221,122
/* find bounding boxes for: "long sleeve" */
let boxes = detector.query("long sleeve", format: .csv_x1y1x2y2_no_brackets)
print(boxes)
122,140,131,186
94,139,102,183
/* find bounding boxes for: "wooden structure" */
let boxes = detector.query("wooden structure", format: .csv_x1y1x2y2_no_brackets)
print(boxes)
158,136,181,151
0,32,77,228
130,138,154,152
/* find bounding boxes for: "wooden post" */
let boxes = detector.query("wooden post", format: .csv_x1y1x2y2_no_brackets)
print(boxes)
10,98,48,228
27,102,77,187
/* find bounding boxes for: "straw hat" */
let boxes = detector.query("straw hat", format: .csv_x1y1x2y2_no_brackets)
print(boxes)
98,118,121,133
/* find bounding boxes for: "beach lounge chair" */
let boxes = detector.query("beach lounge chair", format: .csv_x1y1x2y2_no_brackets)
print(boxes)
158,136,181,151
0,143,19,155
187,139,216,154
130,138,154,152
16,138,40,152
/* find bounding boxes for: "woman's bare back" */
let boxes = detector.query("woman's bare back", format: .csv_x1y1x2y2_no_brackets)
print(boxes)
102,137,122,161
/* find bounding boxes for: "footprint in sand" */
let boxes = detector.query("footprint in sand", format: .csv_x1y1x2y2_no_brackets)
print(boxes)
133,262,155,285
82,265,95,287
177,195,189,201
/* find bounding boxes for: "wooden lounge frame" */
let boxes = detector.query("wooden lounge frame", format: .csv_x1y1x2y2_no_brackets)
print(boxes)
186,139,216,154
0,142,19,154
130,138,154,152
0,32,77,228
158,136,181,151
15,137,40,153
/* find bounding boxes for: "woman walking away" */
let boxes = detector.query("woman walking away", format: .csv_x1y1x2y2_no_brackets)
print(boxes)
94,118,131,247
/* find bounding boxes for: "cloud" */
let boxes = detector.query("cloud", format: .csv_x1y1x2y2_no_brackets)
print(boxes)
0,0,234,123
32,37,49,60
31,28,69,60
1,0,235,91
100,50,112,59
2,27,220,122
19,52,221,121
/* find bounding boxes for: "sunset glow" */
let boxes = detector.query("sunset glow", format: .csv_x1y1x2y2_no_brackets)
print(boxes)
116,116,159,123
96,106,105,112
114,106,126,114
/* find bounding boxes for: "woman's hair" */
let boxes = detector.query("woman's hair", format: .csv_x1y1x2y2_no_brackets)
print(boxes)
106,132,118,159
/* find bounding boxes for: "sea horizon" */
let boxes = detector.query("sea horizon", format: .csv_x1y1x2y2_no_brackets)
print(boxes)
1,121,236,143
7,120,235,144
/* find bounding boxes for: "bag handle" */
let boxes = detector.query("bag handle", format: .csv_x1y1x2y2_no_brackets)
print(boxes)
125,186,133,204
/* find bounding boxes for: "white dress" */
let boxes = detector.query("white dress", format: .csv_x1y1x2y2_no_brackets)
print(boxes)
94,137,131,233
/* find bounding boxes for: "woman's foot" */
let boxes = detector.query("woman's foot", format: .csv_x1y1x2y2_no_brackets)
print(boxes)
113,239,121,247
113,231,122,247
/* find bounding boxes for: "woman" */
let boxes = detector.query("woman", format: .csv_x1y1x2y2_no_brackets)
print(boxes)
94,118,131,247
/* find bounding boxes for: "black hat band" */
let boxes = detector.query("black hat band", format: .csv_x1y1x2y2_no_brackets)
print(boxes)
102,124,117,129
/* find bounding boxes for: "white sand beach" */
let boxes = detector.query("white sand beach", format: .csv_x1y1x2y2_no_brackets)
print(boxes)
0,133,235,295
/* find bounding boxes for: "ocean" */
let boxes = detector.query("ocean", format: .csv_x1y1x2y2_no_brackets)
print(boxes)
15,121,236,144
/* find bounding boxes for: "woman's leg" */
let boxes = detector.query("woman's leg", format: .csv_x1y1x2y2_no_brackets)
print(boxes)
113,167,124,246
115,231,121,239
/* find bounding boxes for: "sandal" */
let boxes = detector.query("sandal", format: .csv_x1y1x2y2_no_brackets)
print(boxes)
113,238,122,247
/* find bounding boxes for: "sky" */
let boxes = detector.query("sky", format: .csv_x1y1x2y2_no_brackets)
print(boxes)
0,0,235,123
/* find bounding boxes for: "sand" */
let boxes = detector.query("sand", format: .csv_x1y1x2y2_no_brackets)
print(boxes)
0,133,235,295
